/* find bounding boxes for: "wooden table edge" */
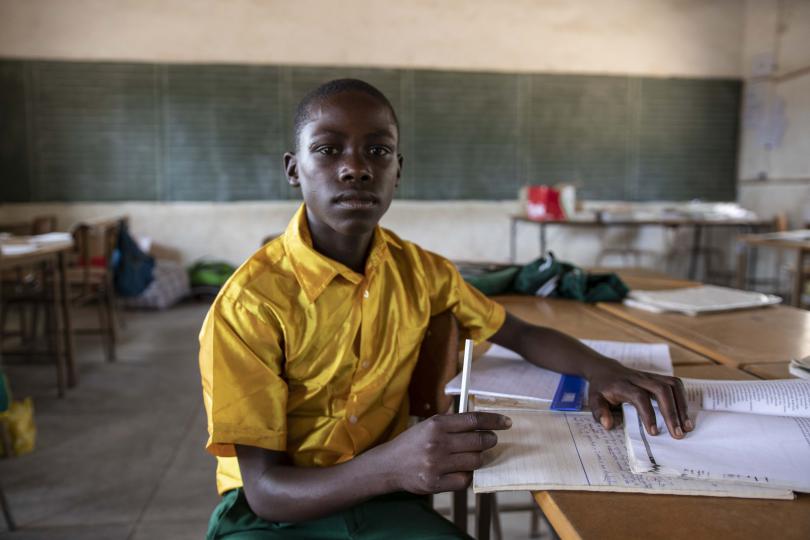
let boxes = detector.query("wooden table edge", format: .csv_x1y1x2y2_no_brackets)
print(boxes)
534,491,582,540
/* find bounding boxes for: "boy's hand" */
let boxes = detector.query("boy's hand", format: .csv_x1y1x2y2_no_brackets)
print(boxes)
384,412,511,494
588,364,692,439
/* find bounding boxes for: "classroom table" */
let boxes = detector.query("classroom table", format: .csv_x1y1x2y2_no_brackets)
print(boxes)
736,229,810,308
0,238,76,396
741,362,794,380
489,295,809,540
596,302,810,369
495,296,712,366
509,214,770,280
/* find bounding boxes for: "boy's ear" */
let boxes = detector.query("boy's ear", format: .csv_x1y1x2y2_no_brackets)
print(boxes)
284,152,299,187
396,154,403,187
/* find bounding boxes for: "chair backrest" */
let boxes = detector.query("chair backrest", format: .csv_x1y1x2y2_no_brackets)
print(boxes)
408,311,460,417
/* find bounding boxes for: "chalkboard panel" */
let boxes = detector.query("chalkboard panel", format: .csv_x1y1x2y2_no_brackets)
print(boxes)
163,64,286,201
0,60,741,203
411,70,520,199
0,61,30,202
28,61,159,201
525,74,634,200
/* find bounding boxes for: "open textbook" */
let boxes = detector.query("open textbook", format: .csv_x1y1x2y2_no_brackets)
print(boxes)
472,408,792,499
445,340,673,404
624,379,810,493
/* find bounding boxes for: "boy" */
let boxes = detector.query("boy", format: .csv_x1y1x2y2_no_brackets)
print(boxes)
199,79,691,539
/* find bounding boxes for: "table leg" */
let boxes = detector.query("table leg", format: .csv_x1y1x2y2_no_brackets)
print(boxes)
48,260,66,398
57,253,77,388
688,225,703,280
0,478,15,531
510,218,517,263
452,488,467,533
793,249,808,308
540,223,547,256
736,241,749,289
476,492,493,540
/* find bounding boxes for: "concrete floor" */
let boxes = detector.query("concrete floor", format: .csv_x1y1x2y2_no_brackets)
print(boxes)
0,302,549,539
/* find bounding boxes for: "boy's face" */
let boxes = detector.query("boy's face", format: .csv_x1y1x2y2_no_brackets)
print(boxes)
284,91,402,238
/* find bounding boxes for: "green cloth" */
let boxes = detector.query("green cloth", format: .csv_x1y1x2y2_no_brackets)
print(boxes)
207,488,472,540
464,253,629,303
0,371,10,413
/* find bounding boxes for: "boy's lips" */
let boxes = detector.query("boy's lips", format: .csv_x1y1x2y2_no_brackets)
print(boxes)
333,191,379,209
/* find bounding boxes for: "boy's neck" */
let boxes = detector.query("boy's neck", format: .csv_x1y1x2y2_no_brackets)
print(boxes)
307,218,374,275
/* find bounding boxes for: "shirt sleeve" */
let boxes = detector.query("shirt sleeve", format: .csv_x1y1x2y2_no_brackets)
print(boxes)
199,294,287,458
420,250,506,343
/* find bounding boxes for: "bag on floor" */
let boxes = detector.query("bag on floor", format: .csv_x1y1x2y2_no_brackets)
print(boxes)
114,221,155,297
0,397,36,457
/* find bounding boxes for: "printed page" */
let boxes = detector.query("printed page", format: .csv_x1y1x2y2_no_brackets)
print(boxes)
683,379,810,418
473,409,792,499
623,404,810,493
445,341,673,402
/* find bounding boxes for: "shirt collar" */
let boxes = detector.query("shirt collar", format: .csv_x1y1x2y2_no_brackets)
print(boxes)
283,204,401,303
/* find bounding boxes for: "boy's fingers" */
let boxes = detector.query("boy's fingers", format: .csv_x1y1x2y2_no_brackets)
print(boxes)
670,377,693,431
435,472,472,493
441,451,486,474
589,393,614,430
446,431,498,453
625,387,660,436
635,378,684,439
443,412,512,433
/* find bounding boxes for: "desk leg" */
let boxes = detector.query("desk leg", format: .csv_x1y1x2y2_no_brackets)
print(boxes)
48,260,66,398
0,479,15,532
510,218,517,263
453,488,467,533
540,224,547,256
793,249,808,308
688,225,702,280
736,241,749,289
476,493,492,540
57,253,77,388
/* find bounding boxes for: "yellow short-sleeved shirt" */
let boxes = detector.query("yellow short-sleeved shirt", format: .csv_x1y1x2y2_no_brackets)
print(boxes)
199,204,505,495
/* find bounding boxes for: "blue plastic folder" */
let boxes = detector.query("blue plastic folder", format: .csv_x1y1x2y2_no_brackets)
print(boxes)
550,374,586,411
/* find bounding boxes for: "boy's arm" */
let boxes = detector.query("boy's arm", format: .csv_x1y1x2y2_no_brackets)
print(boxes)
489,312,692,439
237,411,511,522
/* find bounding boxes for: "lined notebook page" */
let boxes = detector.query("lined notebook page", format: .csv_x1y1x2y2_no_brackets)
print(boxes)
473,409,792,499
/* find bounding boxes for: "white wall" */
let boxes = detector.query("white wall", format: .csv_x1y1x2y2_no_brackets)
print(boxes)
738,0,810,228
0,0,761,272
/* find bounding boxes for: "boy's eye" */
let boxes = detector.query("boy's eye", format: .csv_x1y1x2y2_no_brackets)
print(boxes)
315,146,339,156
369,146,391,157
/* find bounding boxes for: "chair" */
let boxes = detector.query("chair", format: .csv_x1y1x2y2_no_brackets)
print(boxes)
66,220,121,363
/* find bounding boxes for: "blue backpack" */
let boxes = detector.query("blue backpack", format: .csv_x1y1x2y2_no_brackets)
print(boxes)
113,221,155,297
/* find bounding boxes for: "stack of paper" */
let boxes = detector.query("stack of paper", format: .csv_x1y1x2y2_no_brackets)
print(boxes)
445,340,673,404
623,379,810,493
789,356,810,379
625,285,781,315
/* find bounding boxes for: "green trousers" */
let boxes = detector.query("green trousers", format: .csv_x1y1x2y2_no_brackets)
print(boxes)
207,488,472,540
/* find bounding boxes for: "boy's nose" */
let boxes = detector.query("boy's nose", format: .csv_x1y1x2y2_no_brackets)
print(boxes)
339,156,372,183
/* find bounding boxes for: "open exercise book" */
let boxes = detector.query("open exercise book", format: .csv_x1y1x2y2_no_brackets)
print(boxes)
445,340,673,404
624,379,810,493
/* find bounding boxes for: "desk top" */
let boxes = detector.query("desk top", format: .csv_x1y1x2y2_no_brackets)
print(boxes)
496,296,711,365
742,362,794,380
511,215,771,228
596,302,810,367
534,362,809,540
0,238,74,269
738,229,810,250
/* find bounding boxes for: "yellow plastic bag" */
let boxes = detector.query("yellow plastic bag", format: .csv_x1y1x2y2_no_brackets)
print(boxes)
0,398,36,457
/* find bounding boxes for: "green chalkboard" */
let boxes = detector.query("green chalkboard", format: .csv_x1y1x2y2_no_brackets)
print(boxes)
0,60,741,203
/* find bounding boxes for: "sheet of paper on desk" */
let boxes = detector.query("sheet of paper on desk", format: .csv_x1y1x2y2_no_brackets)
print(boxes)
0,244,38,256
683,379,810,418
445,340,673,403
627,285,781,315
623,404,810,493
472,409,792,499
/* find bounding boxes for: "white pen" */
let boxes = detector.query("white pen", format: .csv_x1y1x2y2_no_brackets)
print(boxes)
458,338,474,414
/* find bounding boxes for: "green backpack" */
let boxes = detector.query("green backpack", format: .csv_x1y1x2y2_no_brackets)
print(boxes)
188,261,236,288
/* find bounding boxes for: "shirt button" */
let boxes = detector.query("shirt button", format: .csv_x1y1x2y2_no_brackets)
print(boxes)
349,415,358,424
351,394,358,402
362,361,370,369
363,290,369,299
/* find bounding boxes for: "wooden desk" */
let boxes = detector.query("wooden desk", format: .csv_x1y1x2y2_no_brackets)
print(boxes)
510,214,770,279
0,239,76,396
737,229,810,308
495,296,712,365
742,362,793,380
533,363,809,540
596,303,810,368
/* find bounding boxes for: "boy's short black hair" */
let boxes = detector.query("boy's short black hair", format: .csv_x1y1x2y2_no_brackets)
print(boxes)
293,78,400,150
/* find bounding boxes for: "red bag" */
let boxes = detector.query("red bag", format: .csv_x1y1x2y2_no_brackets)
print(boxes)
526,185,565,221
